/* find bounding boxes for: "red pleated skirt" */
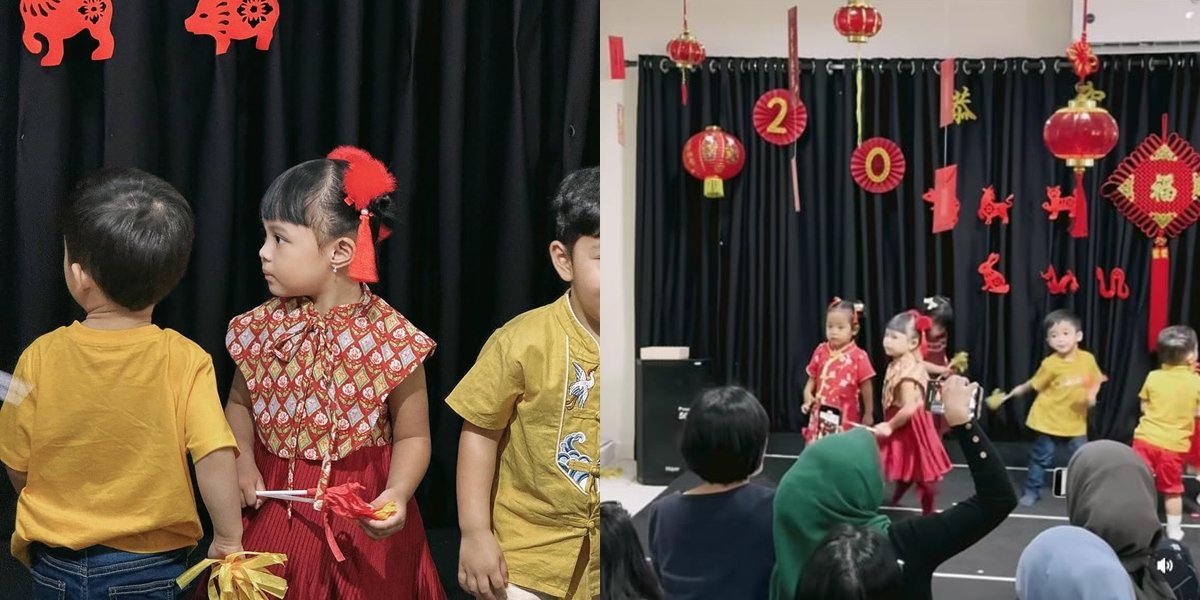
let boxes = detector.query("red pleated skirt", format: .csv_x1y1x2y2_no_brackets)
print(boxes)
878,405,952,484
198,442,446,599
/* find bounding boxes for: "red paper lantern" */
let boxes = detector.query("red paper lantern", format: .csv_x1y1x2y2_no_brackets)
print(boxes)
682,126,745,198
667,1,706,105
1043,88,1119,237
833,0,882,43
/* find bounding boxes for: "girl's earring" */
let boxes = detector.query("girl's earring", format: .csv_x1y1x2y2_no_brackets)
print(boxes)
332,265,339,274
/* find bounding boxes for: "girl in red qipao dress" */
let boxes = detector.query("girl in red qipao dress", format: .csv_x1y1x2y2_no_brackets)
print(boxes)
801,298,876,442
217,147,445,599
874,310,952,516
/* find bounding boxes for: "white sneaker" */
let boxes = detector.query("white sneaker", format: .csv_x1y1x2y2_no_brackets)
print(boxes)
1168,527,1186,542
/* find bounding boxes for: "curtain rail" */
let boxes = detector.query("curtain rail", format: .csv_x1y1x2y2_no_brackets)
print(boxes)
628,55,1188,75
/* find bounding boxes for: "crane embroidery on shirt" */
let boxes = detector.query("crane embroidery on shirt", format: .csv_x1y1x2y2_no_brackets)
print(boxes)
567,363,596,410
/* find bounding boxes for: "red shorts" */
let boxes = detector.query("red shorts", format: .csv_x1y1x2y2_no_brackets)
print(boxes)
1133,439,1185,495
1185,418,1200,468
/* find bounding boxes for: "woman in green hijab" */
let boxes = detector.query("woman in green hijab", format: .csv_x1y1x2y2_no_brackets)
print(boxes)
773,376,1017,600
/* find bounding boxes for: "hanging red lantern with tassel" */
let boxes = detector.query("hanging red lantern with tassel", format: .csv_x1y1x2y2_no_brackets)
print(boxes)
833,0,882,43
1042,0,1118,238
682,126,745,198
667,0,706,106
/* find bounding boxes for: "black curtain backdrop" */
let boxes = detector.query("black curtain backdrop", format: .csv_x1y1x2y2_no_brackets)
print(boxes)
0,0,597,595
636,54,1200,444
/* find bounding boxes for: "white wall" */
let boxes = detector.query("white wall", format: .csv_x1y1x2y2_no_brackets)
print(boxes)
600,0,1074,461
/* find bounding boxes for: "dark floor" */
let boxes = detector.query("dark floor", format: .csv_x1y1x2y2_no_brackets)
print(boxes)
633,433,1200,600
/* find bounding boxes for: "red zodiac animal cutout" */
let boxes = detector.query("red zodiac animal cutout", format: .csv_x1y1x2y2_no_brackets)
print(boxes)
977,186,1013,225
978,253,1010,294
185,0,279,55
1042,186,1075,222
1041,266,1079,295
1095,267,1130,300
922,165,960,233
20,0,114,67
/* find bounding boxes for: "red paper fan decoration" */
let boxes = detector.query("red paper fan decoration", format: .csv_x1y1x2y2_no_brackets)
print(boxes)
850,138,905,194
753,89,808,146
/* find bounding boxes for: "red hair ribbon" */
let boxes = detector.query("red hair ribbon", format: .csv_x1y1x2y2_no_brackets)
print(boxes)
326,146,397,283
908,309,932,358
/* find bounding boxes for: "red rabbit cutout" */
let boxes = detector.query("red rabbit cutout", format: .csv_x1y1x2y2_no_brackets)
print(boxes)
185,0,279,55
20,0,114,67
978,253,1011,294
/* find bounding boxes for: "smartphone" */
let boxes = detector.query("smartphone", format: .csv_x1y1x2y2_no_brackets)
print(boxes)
1052,468,1067,498
814,405,843,440
925,379,984,419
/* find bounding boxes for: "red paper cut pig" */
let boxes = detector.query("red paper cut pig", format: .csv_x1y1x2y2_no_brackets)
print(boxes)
185,0,279,55
19,0,115,67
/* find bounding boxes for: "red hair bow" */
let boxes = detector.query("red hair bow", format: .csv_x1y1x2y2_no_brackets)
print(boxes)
908,310,932,358
327,146,397,283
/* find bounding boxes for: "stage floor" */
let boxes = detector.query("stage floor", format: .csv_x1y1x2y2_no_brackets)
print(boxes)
632,433,1200,599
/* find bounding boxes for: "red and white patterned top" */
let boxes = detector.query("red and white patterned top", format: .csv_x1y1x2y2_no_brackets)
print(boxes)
226,287,434,496
805,341,875,409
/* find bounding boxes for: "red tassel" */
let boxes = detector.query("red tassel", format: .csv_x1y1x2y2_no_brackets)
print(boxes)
1149,240,1169,351
323,511,347,563
1070,169,1088,238
681,81,689,106
348,211,379,283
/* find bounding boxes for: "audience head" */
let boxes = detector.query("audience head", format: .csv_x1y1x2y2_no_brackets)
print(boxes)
1016,526,1134,600
600,501,663,600
680,386,769,484
795,524,902,600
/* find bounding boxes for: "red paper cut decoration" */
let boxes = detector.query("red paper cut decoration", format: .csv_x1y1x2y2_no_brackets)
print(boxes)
19,0,114,67
753,89,808,146
1042,186,1076,222
1042,0,1118,239
922,165,959,233
682,126,746,198
667,0,706,106
977,253,1010,294
1101,115,1200,350
977,186,1013,225
1095,267,1130,300
849,138,905,194
1041,266,1080,295
185,0,279,55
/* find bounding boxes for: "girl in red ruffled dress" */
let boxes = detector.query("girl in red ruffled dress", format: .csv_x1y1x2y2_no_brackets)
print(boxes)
216,147,445,599
801,298,876,442
874,309,952,515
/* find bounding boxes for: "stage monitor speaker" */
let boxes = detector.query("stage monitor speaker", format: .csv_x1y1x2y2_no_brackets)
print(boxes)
635,358,715,485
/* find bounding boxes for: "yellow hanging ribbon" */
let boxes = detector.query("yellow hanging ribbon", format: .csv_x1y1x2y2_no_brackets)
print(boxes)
855,46,863,146
176,552,289,600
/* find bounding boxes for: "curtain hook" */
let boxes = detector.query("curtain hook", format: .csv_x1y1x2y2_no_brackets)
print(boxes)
708,58,718,74
826,61,835,76
659,58,671,74
729,58,737,73
1038,59,1047,74
933,60,941,75
962,60,973,75
1148,57,1156,72
999,59,1009,75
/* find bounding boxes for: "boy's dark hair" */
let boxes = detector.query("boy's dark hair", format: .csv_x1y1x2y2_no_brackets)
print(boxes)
921,296,954,330
600,501,664,600
260,158,396,244
885,311,918,339
552,167,599,250
796,524,903,600
1158,325,1199,366
61,167,194,311
680,386,769,484
1043,309,1083,334
827,298,865,329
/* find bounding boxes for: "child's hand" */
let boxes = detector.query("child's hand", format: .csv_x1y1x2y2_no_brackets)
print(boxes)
360,488,408,540
459,529,508,600
235,456,265,509
207,534,243,560
873,422,893,438
802,394,817,414
862,414,875,426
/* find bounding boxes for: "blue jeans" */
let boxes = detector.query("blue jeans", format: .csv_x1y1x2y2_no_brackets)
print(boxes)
30,544,190,600
1025,434,1087,496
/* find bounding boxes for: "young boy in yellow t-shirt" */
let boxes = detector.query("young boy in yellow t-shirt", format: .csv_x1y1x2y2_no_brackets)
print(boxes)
1002,309,1105,506
0,169,244,595
449,167,600,600
1132,325,1200,541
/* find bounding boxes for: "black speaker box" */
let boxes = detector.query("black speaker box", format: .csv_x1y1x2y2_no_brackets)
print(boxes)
635,358,716,485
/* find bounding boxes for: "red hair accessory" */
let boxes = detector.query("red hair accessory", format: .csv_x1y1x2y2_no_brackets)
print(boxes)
908,309,932,358
828,297,864,326
327,146,397,283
